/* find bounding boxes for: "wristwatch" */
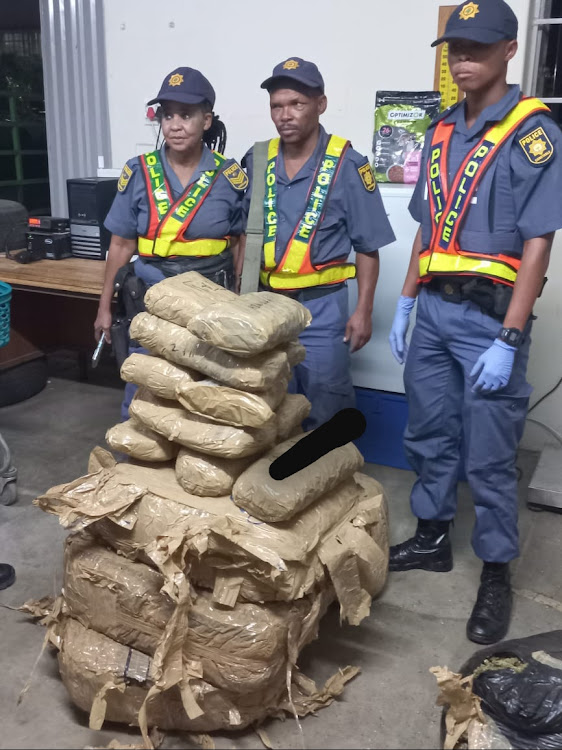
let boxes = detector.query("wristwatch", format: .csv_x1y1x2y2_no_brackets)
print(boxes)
499,327,523,348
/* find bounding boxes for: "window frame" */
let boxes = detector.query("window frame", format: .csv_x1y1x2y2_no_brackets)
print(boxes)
525,0,562,105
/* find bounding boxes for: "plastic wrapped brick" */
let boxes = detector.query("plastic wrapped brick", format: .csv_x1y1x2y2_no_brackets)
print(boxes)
120,353,201,401
175,448,254,497
281,339,306,368
354,472,390,556
232,434,364,522
129,388,276,459
105,418,179,462
176,378,287,429
130,312,290,392
194,470,389,619
37,458,388,620
275,394,311,441
62,534,319,696
143,271,237,327
187,291,311,357
54,616,285,733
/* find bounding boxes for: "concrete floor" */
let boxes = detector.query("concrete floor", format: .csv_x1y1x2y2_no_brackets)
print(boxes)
1,355,561,750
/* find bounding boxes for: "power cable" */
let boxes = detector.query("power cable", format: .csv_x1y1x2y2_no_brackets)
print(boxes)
528,376,562,414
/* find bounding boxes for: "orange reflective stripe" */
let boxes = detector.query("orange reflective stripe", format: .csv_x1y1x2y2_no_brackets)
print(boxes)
279,135,349,275
427,121,454,252
421,98,550,287
262,135,351,287
139,150,227,258
141,151,173,237
439,98,549,254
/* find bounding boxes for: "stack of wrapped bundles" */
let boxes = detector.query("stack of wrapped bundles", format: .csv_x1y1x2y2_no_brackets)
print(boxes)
32,272,390,744
107,272,312,492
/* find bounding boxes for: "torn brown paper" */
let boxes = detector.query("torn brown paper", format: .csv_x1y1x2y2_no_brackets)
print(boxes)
430,666,487,750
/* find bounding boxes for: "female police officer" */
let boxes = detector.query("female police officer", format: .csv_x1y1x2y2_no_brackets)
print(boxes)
93,66,247,416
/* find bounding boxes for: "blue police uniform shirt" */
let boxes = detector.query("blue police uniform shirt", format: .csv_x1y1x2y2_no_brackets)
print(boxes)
104,144,245,241
410,85,562,255
241,125,396,266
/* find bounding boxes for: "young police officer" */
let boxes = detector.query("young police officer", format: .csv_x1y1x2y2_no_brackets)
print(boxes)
241,58,395,430
389,0,562,644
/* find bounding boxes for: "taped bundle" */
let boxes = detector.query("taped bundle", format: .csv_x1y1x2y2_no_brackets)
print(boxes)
130,312,290,393
188,291,311,356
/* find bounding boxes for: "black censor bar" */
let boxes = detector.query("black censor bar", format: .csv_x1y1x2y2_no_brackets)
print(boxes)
269,408,367,481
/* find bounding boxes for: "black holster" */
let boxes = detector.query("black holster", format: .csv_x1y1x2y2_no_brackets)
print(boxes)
111,263,147,369
432,272,547,322
110,318,130,371
460,278,513,319
432,277,513,320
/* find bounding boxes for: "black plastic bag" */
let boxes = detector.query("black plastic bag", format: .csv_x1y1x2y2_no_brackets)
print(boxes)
457,630,562,749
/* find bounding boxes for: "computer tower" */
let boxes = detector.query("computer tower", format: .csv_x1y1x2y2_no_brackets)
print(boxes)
66,177,118,260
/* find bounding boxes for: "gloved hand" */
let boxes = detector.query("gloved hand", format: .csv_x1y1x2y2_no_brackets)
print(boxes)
389,295,416,364
470,339,516,394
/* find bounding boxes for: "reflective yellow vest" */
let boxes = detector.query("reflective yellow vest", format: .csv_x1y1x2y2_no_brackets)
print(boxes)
259,135,357,290
420,97,550,287
137,150,229,259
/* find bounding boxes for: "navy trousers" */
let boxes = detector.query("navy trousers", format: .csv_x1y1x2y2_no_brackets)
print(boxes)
288,285,356,430
403,287,532,563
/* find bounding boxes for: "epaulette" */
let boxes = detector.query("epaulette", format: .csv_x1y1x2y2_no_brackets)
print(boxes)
427,101,463,130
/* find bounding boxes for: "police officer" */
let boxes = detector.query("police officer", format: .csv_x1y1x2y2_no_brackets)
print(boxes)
94,67,247,417
240,58,395,430
388,0,562,644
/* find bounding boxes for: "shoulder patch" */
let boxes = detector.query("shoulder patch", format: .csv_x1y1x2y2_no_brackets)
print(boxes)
222,162,249,191
117,163,133,192
358,162,376,192
518,126,554,166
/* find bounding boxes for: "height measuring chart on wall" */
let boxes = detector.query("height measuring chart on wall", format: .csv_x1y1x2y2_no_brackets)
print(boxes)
433,5,465,110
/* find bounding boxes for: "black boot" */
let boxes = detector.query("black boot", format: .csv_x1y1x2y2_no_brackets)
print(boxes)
389,519,453,572
467,562,512,645
0,563,15,590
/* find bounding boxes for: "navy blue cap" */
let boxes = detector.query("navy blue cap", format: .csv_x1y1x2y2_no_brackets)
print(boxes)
432,0,518,47
261,57,325,94
147,67,216,108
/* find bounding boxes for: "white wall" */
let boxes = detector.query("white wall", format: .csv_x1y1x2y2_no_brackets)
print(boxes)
103,0,562,451
520,237,562,451
103,0,531,166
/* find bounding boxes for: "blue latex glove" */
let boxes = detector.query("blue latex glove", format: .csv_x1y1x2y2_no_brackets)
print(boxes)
389,296,416,364
470,339,516,394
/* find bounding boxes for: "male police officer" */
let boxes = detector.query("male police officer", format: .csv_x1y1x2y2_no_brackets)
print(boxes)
389,0,562,644
240,58,395,430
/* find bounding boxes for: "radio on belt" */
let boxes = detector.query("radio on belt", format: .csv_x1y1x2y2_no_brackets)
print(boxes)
26,216,72,260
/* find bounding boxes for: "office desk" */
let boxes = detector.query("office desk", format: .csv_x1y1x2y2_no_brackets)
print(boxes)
0,257,107,373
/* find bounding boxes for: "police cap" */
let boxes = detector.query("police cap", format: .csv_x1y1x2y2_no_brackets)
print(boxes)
261,57,325,94
147,67,216,108
432,0,518,47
